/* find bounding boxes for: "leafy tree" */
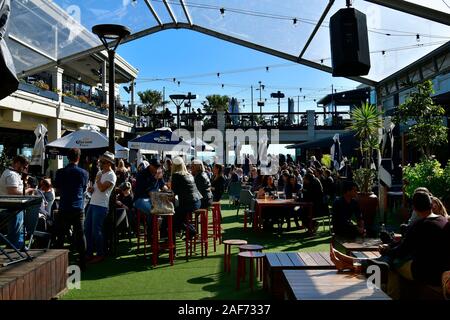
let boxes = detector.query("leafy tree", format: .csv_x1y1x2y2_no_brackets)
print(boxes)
137,89,163,115
202,95,229,113
394,80,448,159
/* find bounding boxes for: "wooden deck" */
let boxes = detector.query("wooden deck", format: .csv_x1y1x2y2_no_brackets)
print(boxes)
264,252,336,299
0,249,68,300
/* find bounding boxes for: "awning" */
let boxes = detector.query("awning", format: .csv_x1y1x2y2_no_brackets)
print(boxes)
287,131,358,155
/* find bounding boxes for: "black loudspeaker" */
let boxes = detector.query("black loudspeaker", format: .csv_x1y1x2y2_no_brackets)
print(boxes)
329,7,370,77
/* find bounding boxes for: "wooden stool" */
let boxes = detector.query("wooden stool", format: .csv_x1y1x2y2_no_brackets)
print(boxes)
151,212,175,266
193,209,208,257
185,212,195,261
236,251,266,291
223,239,248,273
212,202,222,244
239,244,264,285
136,209,147,258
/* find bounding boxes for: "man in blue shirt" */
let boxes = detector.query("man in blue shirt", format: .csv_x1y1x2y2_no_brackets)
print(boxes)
54,148,89,269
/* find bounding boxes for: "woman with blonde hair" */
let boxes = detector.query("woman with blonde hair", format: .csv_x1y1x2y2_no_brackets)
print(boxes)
432,196,448,220
191,159,213,209
115,159,129,186
170,156,202,234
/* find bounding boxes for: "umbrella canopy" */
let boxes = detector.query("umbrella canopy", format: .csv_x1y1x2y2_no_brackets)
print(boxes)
30,124,48,174
128,128,191,152
330,133,342,171
46,128,127,156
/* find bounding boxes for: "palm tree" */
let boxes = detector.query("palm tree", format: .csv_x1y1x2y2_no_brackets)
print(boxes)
137,89,163,115
202,94,229,113
350,102,383,193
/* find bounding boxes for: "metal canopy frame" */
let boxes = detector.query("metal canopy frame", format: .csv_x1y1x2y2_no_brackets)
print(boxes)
13,0,450,86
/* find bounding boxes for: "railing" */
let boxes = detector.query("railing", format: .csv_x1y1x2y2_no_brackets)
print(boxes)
18,82,59,101
135,111,351,131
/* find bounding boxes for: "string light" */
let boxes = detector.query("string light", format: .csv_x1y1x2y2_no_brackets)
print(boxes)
266,66,269,72
416,34,420,42
217,72,220,77
219,7,225,17
293,18,298,26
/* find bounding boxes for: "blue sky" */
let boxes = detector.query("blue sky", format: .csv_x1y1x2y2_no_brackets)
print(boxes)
117,28,362,114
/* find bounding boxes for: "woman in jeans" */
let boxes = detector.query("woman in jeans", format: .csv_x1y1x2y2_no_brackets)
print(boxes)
170,157,202,234
85,152,117,263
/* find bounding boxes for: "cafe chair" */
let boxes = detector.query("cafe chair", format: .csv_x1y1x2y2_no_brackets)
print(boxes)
227,181,242,208
237,189,253,217
23,203,52,251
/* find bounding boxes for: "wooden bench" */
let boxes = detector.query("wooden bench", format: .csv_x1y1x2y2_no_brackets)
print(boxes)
281,269,391,300
264,252,335,299
351,251,381,259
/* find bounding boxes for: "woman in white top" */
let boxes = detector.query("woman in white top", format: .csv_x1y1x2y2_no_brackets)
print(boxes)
85,151,117,263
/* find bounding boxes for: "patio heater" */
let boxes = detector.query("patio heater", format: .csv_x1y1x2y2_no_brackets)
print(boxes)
92,24,130,256
271,91,285,122
92,24,131,153
170,94,187,129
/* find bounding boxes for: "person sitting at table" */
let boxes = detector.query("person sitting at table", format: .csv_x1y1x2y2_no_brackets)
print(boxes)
170,157,202,238
285,175,301,198
115,182,134,238
0,155,30,249
191,159,213,209
298,173,324,234
368,191,450,299
257,175,277,199
431,196,448,220
332,181,365,239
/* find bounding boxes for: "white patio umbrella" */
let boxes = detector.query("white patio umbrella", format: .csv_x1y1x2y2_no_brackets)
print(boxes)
30,124,48,174
46,126,127,156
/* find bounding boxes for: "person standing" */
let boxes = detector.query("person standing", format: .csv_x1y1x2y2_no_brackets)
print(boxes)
53,148,88,269
0,155,30,249
85,151,117,263
211,164,226,202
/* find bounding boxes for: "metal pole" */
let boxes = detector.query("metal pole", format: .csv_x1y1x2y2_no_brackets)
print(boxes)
297,95,300,125
108,50,115,154
251,85,254,126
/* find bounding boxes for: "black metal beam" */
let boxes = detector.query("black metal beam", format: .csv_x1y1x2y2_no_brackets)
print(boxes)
144,0,163,26
162,0,178,24
363,0,450,26
298,0,335,60
179,0,193,26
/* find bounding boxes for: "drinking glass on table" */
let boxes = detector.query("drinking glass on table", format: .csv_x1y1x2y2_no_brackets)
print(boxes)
353,259,362,274
264,192,269,200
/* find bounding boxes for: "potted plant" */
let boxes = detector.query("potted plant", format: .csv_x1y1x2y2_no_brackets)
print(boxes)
350,102,383,235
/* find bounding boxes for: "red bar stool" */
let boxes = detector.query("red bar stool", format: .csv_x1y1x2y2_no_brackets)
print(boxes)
238,244,264,283
236,251,265,291
193,209,208,257
151,212,175,266
223,239,248,273
212,202,222,245
185,212,194,261
136,209,147,258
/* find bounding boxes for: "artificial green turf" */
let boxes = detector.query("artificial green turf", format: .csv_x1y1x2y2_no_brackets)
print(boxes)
61,200,332,300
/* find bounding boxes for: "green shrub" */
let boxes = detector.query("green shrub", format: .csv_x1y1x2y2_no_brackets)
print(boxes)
403,159,450,204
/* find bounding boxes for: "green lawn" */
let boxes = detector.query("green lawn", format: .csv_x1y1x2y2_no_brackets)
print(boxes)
62,199,332,300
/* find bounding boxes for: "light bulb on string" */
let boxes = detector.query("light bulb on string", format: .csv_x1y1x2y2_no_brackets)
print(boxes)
220,7,225,18
416,34,420,42
293,18,298,27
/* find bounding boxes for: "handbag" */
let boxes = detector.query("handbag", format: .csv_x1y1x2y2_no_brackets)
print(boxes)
150,191,175,215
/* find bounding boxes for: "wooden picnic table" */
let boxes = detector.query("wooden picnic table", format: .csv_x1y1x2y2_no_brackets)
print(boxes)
264,251,335,299
335,237,383,255
281,269,391,300
254,199,313,232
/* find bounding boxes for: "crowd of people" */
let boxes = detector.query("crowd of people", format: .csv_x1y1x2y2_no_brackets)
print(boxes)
1,150,448,299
